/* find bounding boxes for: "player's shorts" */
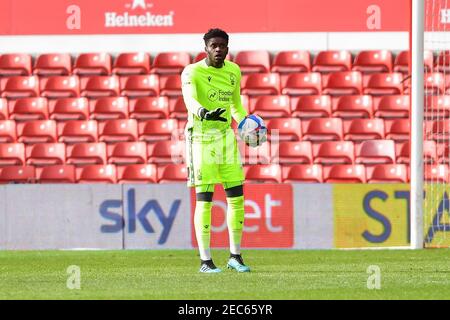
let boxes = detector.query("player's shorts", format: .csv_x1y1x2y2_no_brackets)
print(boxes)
185,127,244,187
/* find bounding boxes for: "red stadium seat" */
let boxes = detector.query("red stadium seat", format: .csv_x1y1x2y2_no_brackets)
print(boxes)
245,164,282,183
58,120,98,143
242,73,280,96
26,143,66,166
355,140,396,164
323,71,362,96
80,75,120,98
49,98,89,121
160,74,181,97
393,50,433,73
424,73,445,95
352,50,393,73
112,52,151,75
0,98,8,120
283,164,323,183
0,120,17,142
332,95,373,119
271,51,311,73
107,141,147,164
17,120,57,144
99,119,138,143
276,141,313,164
314,141,354,164
151,52,191,74
302,118,343,141
424,164,449,183
40,75,80,98
157,164,187,183
241,140,271,164
33,53,72,76
9,97,49,121
374,95,410,119
0,143,25,166
138,119,178,142
385,119,410,142
169,97,188,119
435,51,450,72
148,140,184,164
324,164,366,183
120,74,159,97
77,164,117,183
90,97,129,120
250,95,291,118
1,76,40,98
117,164,158,184
281,72,322,96
344,118,385,141
397,141,436,165
367,164,408,183
424,95,450,119
312,50,352,73
130,96,170,120
0,165,35,184
291,95,331,118
364,73,403,95
428,120,450,141
38,165,76,183
73,53,112,75
0,54,32,76
438,143,450,164
66,142,107,165
266,118,302,141
234,51,271,74
194,52,232,62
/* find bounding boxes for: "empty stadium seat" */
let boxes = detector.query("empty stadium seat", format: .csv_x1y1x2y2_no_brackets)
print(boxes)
282,164,323,183
9,97,49,121
73,53,112,75
367,164,408,183
245,164,282,183
157,164,187,183
242,73,280,96
58,120,98,143
80,75,120,98
281,72,322,96
99,119,138,143
0,98,8,120
120,74,159,97
424,95,450,119
250,95,291,118
424,164,449,183
151,52,191,74
148,140,184,164
77,164,117,183
49,98,89,121
428,120,450,141
38,165,76,183
424,73,445,95
0,165,35,184
312,50,352,73
332,95,373,119
90,97,129,120
234,51,271,73
352,50,393,73
291,95,331,118
112,52,151,75
397,141,436,165
355,140,396,164
266,118,302,141
324,164,366,183
17,120,57,144
323,71,362,95
374,95,410,118
364,73,403,95
66,142,107,165
344,118,385,141
314,141,354,164
0,143,25,166
129,96,169,120
276,141,313,164
117,164,158,184
271,51,311,73
40,75,80,98
302,118,343,141
26,143,65,166
0,54,32,76
107,141,147,164
138,119,178,142
33,53,72,76
241,140,271,164
169,97,188,119
435,51,450,72
0,120,16,143
385,119,410,141
160,74,182,97
393,50,433,73
1,76,40,98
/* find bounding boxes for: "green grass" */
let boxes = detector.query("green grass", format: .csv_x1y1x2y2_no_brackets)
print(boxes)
0,249,449,300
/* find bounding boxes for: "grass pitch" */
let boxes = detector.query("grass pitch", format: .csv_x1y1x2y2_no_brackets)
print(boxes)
0,249,449,300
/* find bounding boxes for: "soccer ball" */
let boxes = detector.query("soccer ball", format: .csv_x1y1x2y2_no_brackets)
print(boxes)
238,114,267,147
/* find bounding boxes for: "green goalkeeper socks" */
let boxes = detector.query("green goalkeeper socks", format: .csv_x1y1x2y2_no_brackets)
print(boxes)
226,195,245,255
194,201,212,261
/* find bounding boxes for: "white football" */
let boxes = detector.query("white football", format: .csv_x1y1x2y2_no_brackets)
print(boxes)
238,114,267,147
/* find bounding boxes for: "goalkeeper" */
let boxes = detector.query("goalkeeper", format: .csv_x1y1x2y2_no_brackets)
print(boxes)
181,28,250,273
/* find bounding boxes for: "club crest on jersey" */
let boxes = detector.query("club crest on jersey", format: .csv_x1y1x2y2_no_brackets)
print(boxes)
208,76,212,82
230,74,236,86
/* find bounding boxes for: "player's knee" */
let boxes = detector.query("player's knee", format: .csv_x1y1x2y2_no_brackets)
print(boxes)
225,185,243,198
196,192,214,202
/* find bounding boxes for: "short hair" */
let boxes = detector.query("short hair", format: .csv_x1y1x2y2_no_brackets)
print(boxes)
203,28,229,44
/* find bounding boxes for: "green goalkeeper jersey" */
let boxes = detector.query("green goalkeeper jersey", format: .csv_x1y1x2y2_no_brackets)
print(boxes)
181,59,248,139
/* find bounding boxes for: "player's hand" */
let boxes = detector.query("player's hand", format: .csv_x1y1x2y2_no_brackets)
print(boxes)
199,107,227,122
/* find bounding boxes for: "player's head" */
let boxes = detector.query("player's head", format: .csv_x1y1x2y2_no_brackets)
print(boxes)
203,28,229,67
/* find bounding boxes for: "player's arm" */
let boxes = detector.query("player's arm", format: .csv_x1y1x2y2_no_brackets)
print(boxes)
230,68,248,124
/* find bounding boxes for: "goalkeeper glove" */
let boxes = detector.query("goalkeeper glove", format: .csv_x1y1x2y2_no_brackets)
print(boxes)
198,107,227,122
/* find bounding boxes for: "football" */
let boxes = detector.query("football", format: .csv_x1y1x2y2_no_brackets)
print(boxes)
238,114,267,147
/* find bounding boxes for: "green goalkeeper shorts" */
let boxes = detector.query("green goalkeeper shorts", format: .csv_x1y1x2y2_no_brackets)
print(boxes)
186,127,244,187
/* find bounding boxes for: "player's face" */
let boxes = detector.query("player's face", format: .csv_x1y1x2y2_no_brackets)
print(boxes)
205,37,228,66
